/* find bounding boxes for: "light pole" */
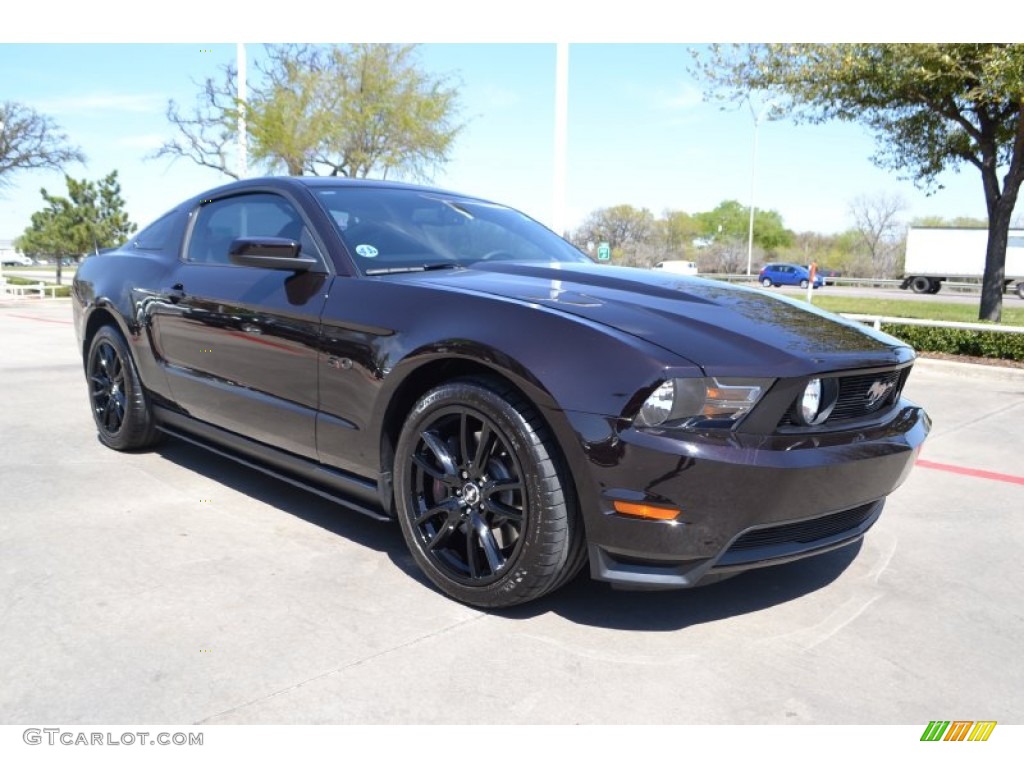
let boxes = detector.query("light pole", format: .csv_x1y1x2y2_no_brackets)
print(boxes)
0,121,5,286
745,96,772,277
553,43,569,237
237,43,248,179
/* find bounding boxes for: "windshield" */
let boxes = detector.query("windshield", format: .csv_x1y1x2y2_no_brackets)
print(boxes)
312,187,592,274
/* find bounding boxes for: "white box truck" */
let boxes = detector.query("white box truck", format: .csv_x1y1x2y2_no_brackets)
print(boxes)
901,226,1024,298
652,260,698,276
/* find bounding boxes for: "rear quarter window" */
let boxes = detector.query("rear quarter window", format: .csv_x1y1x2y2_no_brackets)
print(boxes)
127,211,181,252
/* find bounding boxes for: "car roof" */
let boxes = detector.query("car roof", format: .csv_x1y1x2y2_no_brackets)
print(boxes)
196,175,490,204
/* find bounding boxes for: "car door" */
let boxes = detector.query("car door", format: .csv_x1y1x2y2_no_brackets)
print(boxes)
149,191,330,459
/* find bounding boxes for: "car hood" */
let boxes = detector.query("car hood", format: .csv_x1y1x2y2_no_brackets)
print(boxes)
416,262,913,377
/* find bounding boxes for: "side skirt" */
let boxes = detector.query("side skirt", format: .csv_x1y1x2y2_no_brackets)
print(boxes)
154,406,390,522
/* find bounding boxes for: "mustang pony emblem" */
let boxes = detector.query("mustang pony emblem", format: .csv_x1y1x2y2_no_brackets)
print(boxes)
865,379,896,407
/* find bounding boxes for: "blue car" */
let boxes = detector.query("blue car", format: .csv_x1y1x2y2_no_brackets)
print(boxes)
759,263,824,289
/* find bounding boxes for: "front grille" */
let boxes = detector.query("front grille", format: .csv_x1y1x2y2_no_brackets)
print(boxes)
779,367,909,428
727,502,878,553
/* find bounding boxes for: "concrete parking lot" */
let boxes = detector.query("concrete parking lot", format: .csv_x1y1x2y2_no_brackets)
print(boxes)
1,298,1022,725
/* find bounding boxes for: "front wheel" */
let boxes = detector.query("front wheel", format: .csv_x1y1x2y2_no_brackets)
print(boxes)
394,378,583,608
86,325,162,451
799,279,809,289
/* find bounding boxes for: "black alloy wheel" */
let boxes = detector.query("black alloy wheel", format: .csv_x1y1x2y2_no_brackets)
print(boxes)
89,337,126,436
86,326,161,451
394,378,584,608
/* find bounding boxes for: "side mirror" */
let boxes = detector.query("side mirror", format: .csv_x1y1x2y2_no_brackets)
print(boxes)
228,237,318,271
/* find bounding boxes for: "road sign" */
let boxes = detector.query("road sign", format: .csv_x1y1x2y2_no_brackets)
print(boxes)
597,242,611,261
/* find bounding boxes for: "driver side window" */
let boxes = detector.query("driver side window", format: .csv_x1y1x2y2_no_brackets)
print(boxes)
186,193,321,265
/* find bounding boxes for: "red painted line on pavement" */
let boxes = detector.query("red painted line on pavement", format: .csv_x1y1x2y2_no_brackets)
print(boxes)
6,313,73,325
916,459,1024,486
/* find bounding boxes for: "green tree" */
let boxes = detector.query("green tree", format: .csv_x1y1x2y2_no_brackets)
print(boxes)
660,209,701,252
694,199,794,252
693,43,1024,321
0,101,84,189
15,171,135,285
156,44,463,181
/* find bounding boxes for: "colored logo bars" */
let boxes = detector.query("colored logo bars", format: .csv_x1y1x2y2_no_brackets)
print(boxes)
921,721,997,742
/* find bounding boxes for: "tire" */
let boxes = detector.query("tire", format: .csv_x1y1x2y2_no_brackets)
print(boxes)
927,280,942,294
1017,282,1024,300
909,276,931,294
85,325,162,451
761,277,773,288
799,279,809,289
393,377,583,608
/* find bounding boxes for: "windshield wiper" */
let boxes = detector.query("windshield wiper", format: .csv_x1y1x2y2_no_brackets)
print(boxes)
364,262,462,275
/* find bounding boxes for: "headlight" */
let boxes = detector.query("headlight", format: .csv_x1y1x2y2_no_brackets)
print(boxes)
636,377,773,429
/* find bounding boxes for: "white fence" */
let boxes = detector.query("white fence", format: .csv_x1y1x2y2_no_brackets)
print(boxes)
841,314,1024,335
0,279,63,299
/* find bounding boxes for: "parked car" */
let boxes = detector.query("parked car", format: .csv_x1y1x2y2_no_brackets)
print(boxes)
759,262,825,289
653,260,698,276
1,254,33,267
72,177,929,608
817,266,842,286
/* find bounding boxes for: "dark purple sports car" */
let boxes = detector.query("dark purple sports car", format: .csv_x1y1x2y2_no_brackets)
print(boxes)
72,177,929,608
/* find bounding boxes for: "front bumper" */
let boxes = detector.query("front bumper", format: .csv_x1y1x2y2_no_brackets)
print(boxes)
567,400,929,588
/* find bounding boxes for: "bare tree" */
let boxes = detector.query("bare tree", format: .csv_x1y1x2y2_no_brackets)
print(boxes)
848,191,907,278
153,44,462,181
153,66,242,178
0,101,84,189
697,237,751,274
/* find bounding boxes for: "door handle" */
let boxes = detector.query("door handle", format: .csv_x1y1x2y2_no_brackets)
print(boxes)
167,283,185,304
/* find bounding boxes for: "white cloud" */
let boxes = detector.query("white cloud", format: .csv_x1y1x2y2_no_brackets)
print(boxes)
117,133,167,150
657,82,703,111
619,79,704,113
480,85,522,109
33,92,167,115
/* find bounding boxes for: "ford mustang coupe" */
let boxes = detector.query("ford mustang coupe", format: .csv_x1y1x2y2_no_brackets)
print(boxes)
72,177,929,608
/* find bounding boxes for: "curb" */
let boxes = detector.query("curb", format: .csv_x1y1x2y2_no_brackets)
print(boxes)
915,356,1024,383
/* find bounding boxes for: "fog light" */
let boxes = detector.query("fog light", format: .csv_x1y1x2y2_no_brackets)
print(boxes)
797,377,838,426
801,378,822,423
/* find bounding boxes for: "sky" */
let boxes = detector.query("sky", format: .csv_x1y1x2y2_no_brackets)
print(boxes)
0,5,1003,246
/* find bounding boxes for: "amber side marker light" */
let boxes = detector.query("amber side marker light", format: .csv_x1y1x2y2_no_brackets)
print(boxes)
612,501,681,521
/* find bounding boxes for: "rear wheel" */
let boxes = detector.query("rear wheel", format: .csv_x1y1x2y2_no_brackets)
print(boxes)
761,277,773,288
394,378,583,608
86,326,162,451
909,276,932,294
1017,282,1024,300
